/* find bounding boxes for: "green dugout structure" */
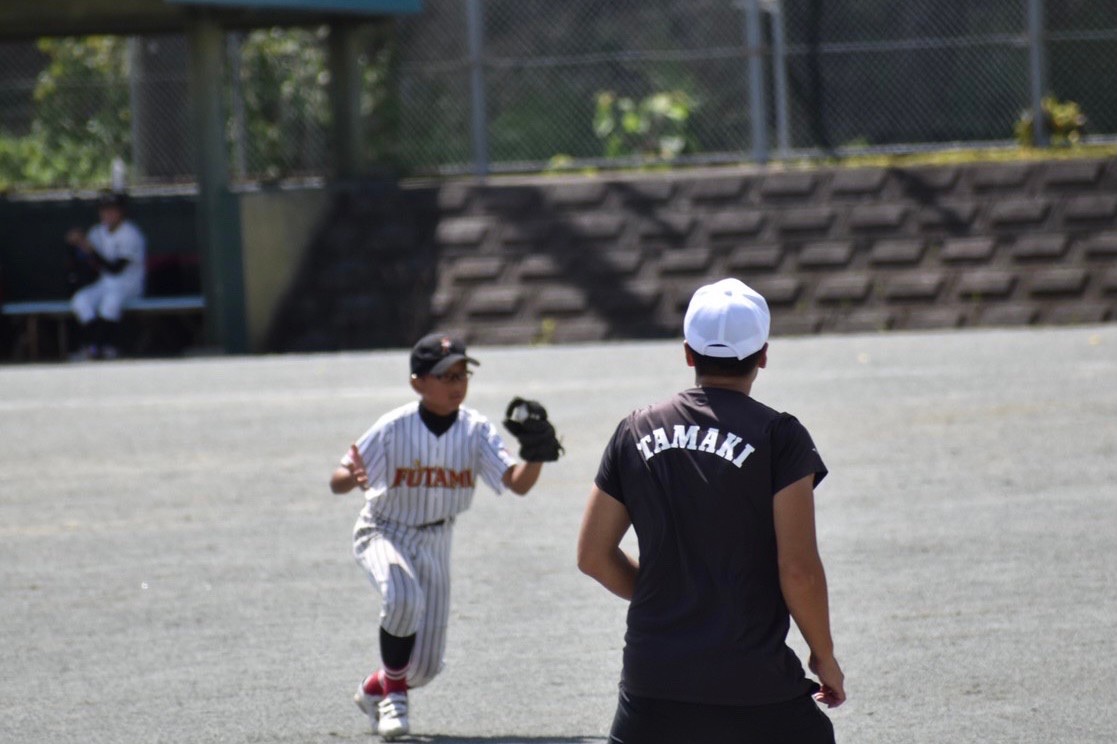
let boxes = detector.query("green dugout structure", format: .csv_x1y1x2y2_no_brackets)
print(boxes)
0,0,420,354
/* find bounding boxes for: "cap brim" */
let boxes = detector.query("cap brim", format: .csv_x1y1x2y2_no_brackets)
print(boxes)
428,354,480,376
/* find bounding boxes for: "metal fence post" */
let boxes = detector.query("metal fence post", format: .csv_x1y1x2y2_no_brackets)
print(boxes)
328,24,366,180
466,0,490,178
762,0,791,158
228,32,247,180
128,38,145,179
188,16,248,354
742,0,769,164
1027,0,1048,146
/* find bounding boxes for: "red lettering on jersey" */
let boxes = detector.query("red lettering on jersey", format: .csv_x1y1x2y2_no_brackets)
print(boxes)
390,466,474,489
448,469,474,488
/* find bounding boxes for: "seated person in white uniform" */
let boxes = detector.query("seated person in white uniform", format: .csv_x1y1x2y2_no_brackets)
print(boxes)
66,191,146,360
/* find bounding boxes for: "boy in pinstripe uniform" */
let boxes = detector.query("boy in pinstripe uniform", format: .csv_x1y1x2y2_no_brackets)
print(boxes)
330,333,553,739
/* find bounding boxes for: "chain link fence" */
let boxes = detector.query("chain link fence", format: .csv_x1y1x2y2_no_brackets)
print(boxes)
0,0,1114,190
400,0,1117,173
0,30,340,190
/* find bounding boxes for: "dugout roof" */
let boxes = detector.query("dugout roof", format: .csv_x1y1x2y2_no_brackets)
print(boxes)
0,0,419,40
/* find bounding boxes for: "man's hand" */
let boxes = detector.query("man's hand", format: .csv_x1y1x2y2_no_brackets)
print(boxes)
809,652,846,708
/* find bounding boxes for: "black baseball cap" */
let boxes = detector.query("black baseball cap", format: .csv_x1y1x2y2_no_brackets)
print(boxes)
410,333,479,376
97,190,128,211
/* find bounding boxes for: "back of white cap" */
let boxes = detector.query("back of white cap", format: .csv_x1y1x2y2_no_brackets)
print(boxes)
683,278,770,359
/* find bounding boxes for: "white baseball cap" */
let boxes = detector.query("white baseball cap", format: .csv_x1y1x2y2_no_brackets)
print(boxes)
683,278,770,359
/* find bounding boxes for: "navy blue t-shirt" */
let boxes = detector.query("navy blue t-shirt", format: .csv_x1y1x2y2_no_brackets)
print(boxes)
594,387,827,706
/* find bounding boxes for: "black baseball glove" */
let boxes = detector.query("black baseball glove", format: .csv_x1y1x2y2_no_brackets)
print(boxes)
502,397,564,462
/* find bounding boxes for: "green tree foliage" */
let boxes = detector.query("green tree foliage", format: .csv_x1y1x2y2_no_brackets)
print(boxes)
357,24,403,171
1015,96,1087,147
1,27,402,189
235,27,331,180
593,90,695,161
0,37,130,189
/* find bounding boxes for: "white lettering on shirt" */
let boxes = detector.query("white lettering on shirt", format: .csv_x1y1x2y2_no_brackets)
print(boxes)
672,425,699,450
638,425,756,469
715,432,743,461
698,428,720,454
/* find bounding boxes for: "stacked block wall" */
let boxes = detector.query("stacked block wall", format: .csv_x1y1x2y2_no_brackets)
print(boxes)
273,158,1117,351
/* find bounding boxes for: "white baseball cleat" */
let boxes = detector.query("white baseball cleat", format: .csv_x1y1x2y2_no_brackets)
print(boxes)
376,692,409,740
354,684,383,734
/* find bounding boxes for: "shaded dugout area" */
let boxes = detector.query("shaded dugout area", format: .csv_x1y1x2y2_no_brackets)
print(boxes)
0,0,419,354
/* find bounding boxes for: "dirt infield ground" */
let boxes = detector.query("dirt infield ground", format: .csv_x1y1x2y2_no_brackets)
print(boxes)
2,325,1115,743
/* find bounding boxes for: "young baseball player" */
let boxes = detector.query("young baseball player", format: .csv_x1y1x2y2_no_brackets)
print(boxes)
66,191,146,360
577,278,845,743
329,332,562,739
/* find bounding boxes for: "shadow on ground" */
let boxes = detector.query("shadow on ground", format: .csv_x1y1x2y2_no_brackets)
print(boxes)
397,732,603,737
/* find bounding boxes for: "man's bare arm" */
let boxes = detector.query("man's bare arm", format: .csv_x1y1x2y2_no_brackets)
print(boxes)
576,485,638,600
773,474,846,707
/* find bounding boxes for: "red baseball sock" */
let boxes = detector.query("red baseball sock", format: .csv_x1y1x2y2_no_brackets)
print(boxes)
361,670,385,697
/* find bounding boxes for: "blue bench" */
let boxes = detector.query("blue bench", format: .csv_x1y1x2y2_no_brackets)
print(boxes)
2,295,205,360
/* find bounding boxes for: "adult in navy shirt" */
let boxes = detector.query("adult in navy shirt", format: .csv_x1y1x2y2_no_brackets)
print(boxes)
578,278,845,743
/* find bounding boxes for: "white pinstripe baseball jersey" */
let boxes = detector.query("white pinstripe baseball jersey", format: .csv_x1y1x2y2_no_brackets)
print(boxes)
341,402,518,528
87,220,146,291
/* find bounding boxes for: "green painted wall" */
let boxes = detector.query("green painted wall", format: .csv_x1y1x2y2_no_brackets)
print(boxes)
238,188,329,351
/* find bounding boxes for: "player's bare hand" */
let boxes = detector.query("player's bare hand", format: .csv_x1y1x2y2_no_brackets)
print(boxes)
347,444,370,491
65,228,87,249
809,652,846,708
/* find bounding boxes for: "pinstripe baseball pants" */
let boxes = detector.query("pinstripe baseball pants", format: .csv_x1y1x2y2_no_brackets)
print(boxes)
354,519,454,688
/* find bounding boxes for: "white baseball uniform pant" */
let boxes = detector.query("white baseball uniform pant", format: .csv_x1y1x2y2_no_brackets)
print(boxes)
354,519,454,689
71,275,142,324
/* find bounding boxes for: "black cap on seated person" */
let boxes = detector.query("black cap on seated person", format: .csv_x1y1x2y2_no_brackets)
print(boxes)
410,333,480,376
97,190,129,211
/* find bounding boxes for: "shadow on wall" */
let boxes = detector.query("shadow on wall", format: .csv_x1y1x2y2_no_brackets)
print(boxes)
265,179,439,352
266,178,684,352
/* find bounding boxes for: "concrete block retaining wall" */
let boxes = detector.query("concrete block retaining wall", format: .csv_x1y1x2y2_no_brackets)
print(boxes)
270,158,1117,351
